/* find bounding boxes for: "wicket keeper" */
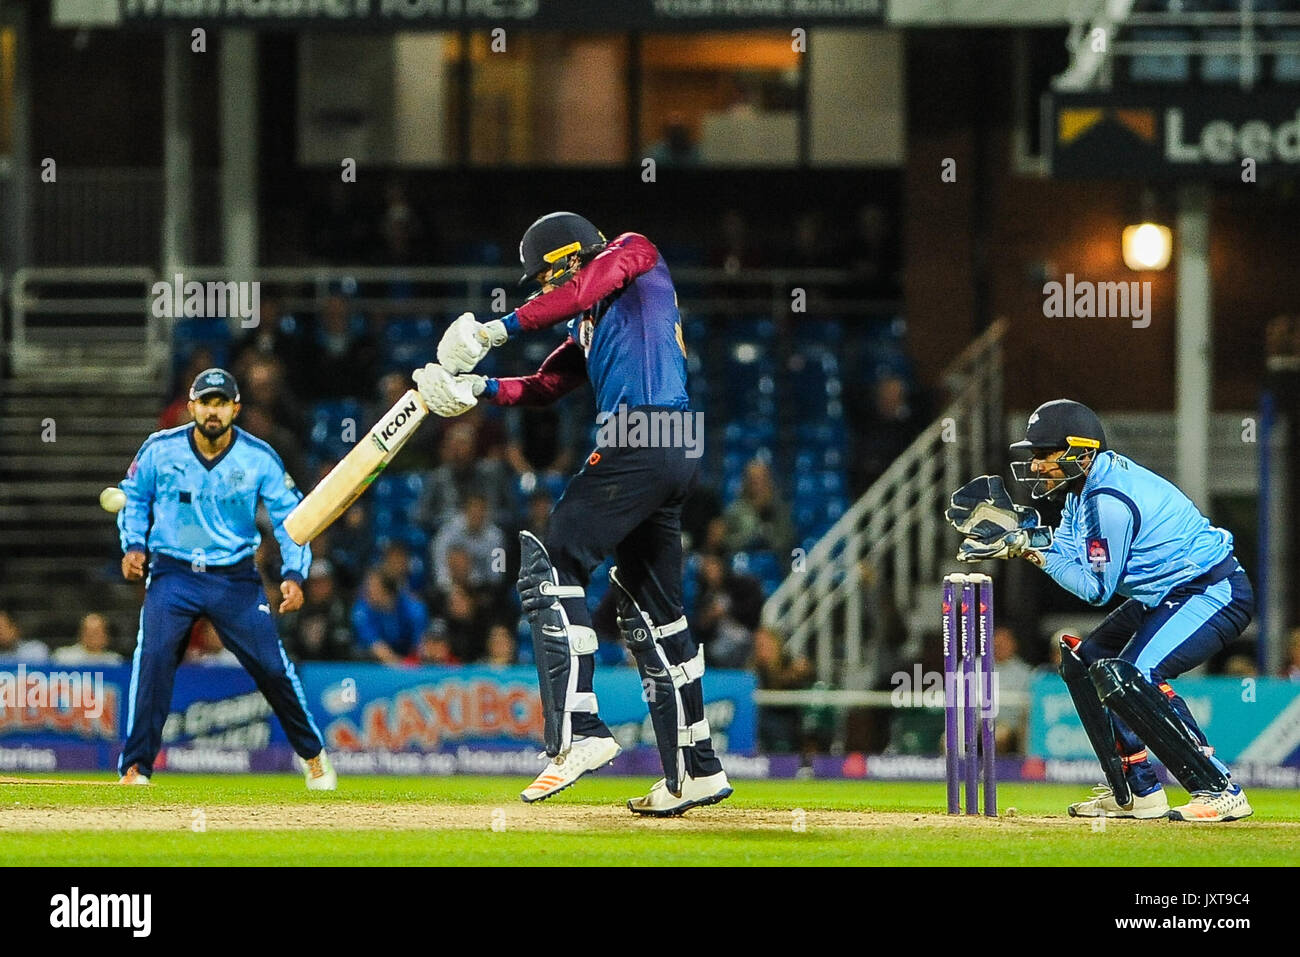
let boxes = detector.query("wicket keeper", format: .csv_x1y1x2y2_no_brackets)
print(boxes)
949,399,1252,822
414,212,731,815
116,368,336,790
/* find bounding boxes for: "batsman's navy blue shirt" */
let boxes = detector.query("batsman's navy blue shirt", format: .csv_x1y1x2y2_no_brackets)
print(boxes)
117,424,311,582
489,233,689,414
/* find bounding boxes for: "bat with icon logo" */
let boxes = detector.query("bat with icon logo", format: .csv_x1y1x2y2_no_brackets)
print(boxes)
283,390,429,545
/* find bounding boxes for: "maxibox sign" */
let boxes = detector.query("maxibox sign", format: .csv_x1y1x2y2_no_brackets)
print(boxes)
1029,673,1300,766
301,663,757,754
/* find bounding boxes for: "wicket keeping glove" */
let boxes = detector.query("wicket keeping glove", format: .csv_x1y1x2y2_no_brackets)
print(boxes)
957,527,1053,565
945,475,1042,542
437,312,509,374
413,363,484,417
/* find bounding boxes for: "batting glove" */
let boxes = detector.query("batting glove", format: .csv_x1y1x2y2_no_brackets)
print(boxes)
437,312,509,374
413,363,481,417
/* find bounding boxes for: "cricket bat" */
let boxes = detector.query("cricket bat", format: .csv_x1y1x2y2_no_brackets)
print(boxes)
284,389,429,545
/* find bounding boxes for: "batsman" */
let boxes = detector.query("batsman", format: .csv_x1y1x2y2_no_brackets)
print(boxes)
947,399,1253,822
413,212,731,815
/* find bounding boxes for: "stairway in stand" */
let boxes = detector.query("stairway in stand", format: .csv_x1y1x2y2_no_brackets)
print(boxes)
0,368,166,646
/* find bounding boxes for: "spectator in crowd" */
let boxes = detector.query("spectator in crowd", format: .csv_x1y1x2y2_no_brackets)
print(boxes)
1285,628,1300,681
681,484,721,553
723,459,795,557
302,292,379,400
309,491,369,592
428,548,492,663
230,295,304,388
847,374,926,496
422,634,455,665
708,209,761,277
692,553,763,668
281,560,354,662
751,626,813,752
238,405,309,493
158,348,215,429
418,422,514,528
351,569,430,665
378,178,427,266
0,610,49,662
843,202,901,299
1222,655,1258,678
379,540,424,595
524,489,554,543
1042,629,1070,674
431,494,505,593
372,371,441,471
239,357,306,436
485,624,517,666
648,112,700,167
311,179,369,262
503,404,576,483
185,619,240,667
992,625,1034,755
52,613,123,666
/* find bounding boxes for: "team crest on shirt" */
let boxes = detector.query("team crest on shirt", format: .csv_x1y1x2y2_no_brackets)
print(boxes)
1087,537,1110,573
578,316,594,356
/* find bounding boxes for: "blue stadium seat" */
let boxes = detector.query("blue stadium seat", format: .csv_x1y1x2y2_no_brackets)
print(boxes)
309,399,366,460
1274,30,1300,82
1127,29,1193,83
380,316,435,372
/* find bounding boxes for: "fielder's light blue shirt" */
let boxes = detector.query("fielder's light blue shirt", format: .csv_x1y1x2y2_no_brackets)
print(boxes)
117,424,311,581
1041,451,1233,608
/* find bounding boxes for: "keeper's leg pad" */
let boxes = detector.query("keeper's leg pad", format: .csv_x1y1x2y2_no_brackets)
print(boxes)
1059,636,1131,805
518,531,598,756
1089,658,1228,793
610,565,716,793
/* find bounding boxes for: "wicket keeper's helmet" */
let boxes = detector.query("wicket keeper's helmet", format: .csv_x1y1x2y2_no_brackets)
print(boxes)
519,212,606,286
1009,399,1107,499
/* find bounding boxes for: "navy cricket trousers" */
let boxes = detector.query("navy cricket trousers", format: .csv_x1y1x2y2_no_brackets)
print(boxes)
1075,557,1253,794
120,555,325,775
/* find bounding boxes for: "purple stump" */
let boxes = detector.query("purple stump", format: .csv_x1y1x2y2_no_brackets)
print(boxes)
977,575,997,817
961,579,978,815
942,576,960,815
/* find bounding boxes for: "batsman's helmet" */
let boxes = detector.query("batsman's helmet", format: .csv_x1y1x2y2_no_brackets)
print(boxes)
1009,399,1107,499
519,212,606,286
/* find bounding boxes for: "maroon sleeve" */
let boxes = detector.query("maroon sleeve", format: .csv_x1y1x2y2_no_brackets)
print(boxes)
488,338,587,407
513,232,660,332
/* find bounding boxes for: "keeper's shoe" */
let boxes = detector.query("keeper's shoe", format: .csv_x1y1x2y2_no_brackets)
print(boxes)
1168,783,1252,823
299,750,338,792
521,735,622,803
1067,784,1169,819
627,770,733,817
118,765,150,786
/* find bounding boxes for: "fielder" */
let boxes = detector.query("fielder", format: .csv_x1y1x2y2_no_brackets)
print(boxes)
414,212,731,815
948,399,1252,822
116,368,336,790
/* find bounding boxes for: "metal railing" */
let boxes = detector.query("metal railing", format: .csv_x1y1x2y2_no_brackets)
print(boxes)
1056,0,1300,92
761,318,1007,688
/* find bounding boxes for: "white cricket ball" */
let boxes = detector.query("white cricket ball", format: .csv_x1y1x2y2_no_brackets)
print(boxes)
99,487,127,513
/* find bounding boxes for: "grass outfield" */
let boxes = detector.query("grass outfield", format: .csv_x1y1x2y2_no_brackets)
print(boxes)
1,773,1298,866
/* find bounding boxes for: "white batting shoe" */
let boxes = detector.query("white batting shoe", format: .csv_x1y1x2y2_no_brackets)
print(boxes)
118,764,150,785
299,750,338,791
1068,784,1169,819
1168,784,1252,823
627,770,733,817
520,735,622,803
